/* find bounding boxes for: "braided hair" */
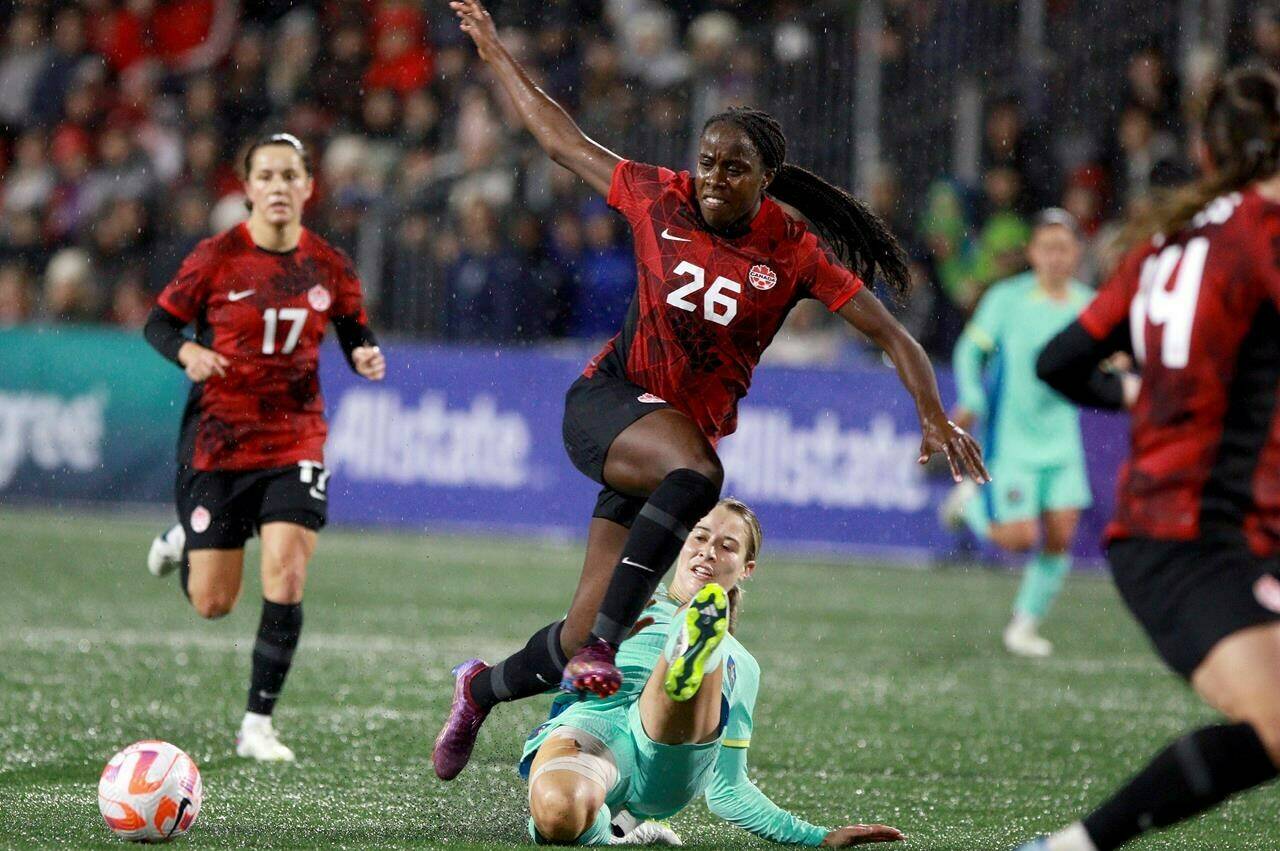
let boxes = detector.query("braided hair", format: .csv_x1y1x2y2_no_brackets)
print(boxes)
1124,67,1280,248
703,107,909,294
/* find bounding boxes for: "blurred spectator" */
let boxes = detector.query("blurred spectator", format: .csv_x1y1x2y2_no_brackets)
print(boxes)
43,248,98,323
0,263,36,328
981,97,1056,211
1246,5,1280,72
445,198,522,340
312,22,369,128
1109,105,1180,214
3,131,55,215
82,125,156,218
1124,45,1182,134
151,189,213,291
365,3,434,94
969,167,1031,300
107,268,153,329
571,205,634,338
0,9,47,127
920,181,975,310
29,7,91,128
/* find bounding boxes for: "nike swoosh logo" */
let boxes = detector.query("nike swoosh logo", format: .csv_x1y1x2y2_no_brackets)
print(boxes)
535,673,552,685
227,289,255,302
660,228,692,242
621,556,655,573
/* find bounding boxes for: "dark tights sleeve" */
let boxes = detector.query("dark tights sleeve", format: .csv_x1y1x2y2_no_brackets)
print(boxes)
1036,320,1127,411
331,314,379,372
144,306,189,367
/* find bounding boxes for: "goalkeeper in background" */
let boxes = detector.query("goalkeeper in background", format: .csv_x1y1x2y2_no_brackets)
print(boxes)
944,210,1094,658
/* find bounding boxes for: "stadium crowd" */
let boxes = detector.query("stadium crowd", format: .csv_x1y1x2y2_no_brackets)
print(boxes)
1,0,1277,360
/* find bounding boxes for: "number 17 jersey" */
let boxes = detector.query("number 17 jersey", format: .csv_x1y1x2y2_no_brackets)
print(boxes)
157,223,368,471
585,160,863,442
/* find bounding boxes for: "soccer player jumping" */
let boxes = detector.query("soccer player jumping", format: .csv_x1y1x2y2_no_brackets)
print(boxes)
433,0,989,782
1016,67,1280,850
144,134,384,761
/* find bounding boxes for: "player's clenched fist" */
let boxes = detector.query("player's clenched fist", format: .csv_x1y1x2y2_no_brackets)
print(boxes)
178,342,229,382
822,824,906,846
352,345,385,381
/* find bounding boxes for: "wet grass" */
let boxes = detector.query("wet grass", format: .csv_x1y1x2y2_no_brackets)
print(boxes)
0,508,1271,849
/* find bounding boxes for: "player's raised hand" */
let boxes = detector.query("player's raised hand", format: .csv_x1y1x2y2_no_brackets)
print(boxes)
353,346,386,381
919,413,991,484
178,342,229,382
821,824,906,846
450,0,501,62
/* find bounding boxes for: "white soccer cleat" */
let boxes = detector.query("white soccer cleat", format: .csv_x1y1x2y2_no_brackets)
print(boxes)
611,810,682,845
236,716,296,762
147,524,185,577
938,479,978,531
1004,619,1053,658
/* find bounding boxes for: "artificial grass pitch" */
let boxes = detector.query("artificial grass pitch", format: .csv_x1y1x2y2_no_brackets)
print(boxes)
0,508,1270,849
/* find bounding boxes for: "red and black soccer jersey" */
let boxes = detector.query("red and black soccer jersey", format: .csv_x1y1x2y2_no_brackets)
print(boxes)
157,223,368,471
586,160,863,442
1080,188,1280,555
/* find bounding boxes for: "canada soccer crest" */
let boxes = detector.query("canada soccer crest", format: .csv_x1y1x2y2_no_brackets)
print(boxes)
307,285,331,311
190,506,211,534
748,264,777,291
1254,575,1280,614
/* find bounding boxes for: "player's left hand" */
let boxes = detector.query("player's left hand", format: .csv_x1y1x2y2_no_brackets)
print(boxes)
821,824,905,846
919,414,990,484
353,346,386,381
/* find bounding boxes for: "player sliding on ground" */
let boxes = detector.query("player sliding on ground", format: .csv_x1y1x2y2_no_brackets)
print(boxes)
143,133,384,761
520,498,904,847
434,0,989,782
1015,67,1280,850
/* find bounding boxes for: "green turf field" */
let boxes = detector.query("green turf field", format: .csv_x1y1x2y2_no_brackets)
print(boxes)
0,507,1271,849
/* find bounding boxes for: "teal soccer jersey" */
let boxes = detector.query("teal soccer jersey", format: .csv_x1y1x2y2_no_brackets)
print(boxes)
954,273,1093,471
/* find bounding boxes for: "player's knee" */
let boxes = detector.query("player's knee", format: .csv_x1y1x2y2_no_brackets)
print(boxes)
687,452,724,490
190,589,236,619
992,524,1037,553
529,778,599,841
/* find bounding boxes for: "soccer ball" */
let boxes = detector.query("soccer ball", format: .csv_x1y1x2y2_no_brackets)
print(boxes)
97,740,202,842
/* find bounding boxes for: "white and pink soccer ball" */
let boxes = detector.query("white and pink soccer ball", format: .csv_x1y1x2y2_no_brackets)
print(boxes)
98,740,202,842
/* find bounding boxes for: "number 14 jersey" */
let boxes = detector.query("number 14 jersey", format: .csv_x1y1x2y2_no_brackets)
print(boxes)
1080,187,1280,553
585,160,864,443
157,223,368,471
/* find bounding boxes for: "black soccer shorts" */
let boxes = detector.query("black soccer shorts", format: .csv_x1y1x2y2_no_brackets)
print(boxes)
175,462,329,550
561,370,673,528
1109,527,1280,679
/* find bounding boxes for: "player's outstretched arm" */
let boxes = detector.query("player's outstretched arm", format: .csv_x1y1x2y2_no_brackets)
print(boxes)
450,0,621,196
837,289,990,484
705,746,904,846
1037,320,1133,410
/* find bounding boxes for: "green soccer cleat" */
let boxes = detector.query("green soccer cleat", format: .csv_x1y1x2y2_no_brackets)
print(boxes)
664,582,729,702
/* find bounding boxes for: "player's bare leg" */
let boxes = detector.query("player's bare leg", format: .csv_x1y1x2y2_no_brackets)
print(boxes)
184,549,246,619
235,521,315,763
433,518,628,781
526,728,615,843
564,410,722,698
1020,623,1280,851
638,584,729,746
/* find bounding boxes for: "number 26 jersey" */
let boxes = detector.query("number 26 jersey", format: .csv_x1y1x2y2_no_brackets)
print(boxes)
157,223,368,471
585,160,864,443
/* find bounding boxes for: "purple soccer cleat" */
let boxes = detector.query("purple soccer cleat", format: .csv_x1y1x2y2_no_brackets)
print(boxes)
432,658,491,781
561,638,622,698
